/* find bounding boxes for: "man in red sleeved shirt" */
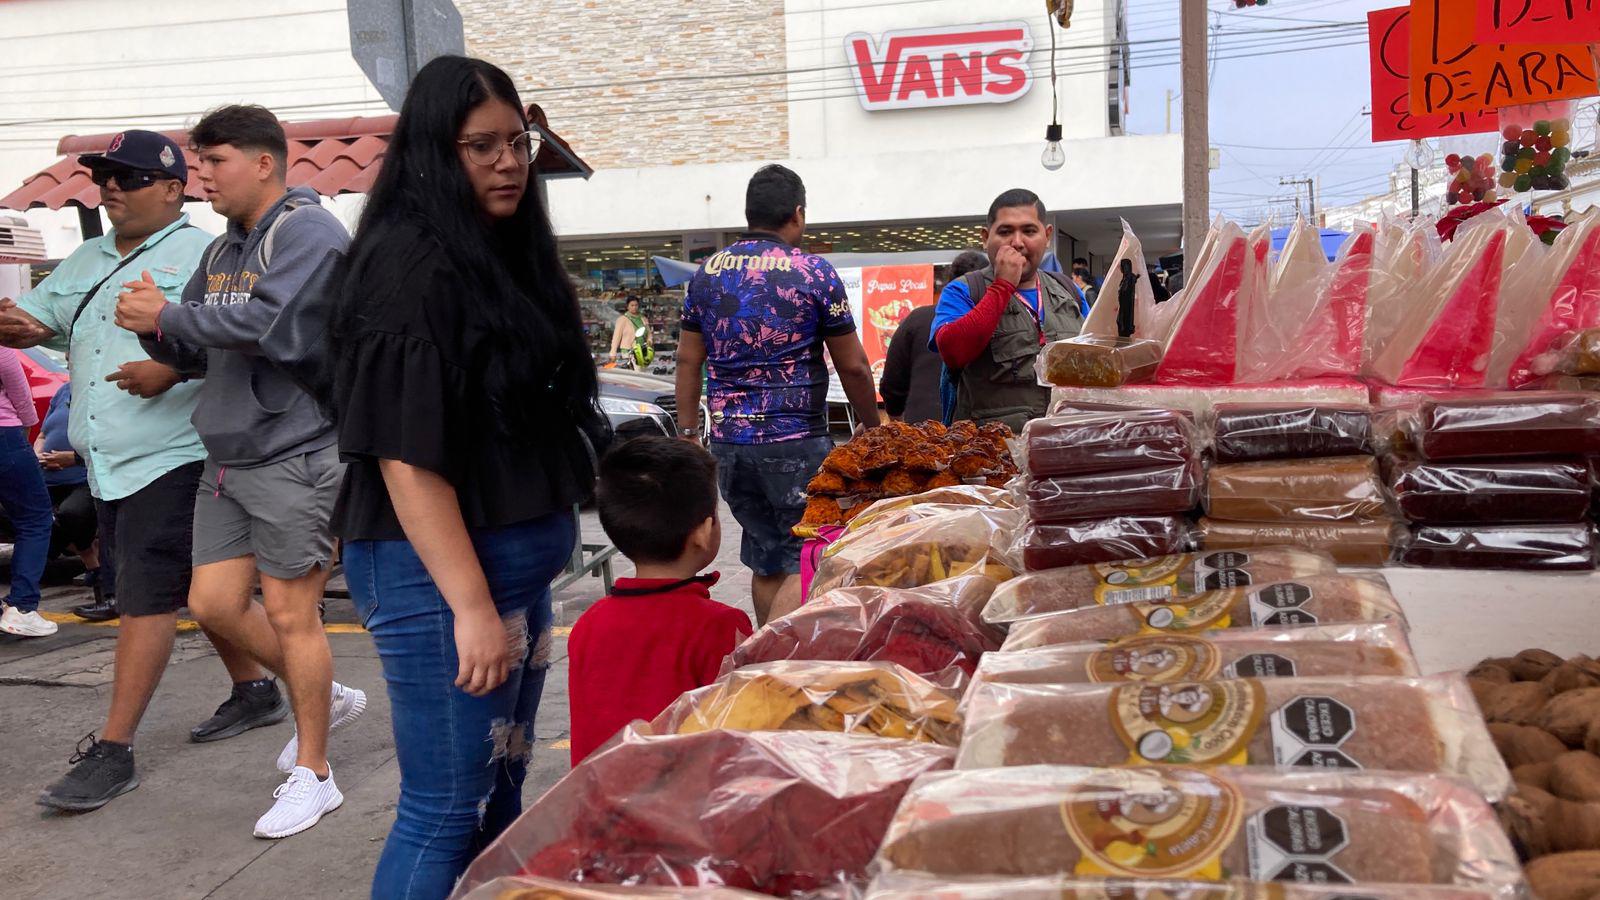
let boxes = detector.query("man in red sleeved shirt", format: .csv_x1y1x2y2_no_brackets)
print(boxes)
929,189,1083,432
567,436,753,764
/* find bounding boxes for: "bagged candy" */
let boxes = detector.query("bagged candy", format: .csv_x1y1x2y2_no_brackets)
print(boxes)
456,878,768,899
1389,458,1593,524
980,546,1338,625
1212,403,1373,462
1493,211,1600,387
1023,459,1203,523
1367,215,1443,367
451,728,954,897
1155,219,1248,384
1017,516,1190,571
1402,391,1600,459
1036,334,1163,388
1205,456,1389,523
1021,409,1198,478
1399,523,1599,571
1197,517,1402,567
1238,216,1330,383
1257,225,1377,383
1081,220,1160,339
863,873,1502,900
1497,100,1575,194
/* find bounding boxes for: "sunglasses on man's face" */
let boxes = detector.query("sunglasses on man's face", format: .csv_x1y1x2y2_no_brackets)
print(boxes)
90,168,175,191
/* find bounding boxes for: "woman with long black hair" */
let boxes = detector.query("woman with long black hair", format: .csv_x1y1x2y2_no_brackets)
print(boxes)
327,56,604,898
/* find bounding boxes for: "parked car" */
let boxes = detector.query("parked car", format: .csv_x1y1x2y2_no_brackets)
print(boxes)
596,367,706,443
15,345,67,440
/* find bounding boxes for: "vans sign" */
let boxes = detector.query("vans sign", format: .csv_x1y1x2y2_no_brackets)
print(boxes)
846,21,1034,112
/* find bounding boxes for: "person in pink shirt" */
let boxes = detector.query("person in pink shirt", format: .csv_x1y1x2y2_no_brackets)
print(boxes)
0,346,56,636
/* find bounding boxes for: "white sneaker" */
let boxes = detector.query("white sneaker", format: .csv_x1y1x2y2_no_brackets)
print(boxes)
253,766,342,839
0,605,58,637
275,682,368,773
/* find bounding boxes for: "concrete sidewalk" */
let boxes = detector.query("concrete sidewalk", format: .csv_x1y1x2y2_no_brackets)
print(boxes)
0,507,755,900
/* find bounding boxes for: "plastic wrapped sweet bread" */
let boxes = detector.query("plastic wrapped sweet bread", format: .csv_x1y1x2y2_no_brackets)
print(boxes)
723,577,1002,683
450,728,954,898
954,674,1512,801
1212,403,1373,462
980,547,1337,624
1405,392,1600,460
1017,517,1190,571
999,575,1406,650
809,506,1019,598
1024,460,1203,523
862,873,1501,900
650,661,961,746
1036,335,1164,387
1197,517,1402,567
457,877,769,899
1399,523,1599,571
872,766,1523,894
1021,409,1197,478
1205,456,1388,523
1389,458,1592,524
973,623,1419,685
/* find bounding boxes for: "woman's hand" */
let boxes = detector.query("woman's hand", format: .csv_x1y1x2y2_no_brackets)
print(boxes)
454,604,511,696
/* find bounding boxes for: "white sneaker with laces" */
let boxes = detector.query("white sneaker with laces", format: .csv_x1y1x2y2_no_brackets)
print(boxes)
276,681,368,773
254,766,342,839
1,605,59,637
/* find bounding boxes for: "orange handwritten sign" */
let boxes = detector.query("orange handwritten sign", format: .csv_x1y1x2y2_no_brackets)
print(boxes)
1476,0,1600,45
1410,0,1598,116
860,264,934,389
1370,6,1497,141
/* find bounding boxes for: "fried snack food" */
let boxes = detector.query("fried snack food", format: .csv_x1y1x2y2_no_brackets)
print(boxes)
801,421,1019,529
956,674,1512,800
452,729,954,897
1038,335,1164,388
800,497,844,528
981,547,1337,625
1018,516,1190,571
807,470,848,497
999,575,1406,649
1197,517,1402,567
1205,456,1388,523
973,623,1419,685
872,766,1522,892
810,506,1019,596
1212,403,1373,463
652,661,961,745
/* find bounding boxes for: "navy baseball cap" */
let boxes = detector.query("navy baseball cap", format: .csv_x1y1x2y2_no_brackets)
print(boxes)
78,130,187,181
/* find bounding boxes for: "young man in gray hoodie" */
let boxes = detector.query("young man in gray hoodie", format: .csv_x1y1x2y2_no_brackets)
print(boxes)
115,105,364,839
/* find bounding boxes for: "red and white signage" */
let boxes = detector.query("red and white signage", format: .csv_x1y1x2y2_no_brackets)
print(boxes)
846,21,1033,112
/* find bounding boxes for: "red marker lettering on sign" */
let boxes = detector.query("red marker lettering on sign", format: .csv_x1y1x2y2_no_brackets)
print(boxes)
847,22,1034,112
1408,0,1598,116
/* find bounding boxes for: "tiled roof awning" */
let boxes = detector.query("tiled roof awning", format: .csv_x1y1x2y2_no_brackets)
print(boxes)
1,104,591,212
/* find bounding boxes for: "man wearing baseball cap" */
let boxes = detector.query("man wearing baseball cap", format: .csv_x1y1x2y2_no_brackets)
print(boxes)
0,129,282,813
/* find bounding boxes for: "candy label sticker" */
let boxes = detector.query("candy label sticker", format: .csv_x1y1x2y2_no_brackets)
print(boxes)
1088,635,1223,683
1111,680,1266,766
1062,768,1244,880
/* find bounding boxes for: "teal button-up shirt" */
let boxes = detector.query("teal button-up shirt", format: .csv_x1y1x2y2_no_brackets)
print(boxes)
19,215,212,501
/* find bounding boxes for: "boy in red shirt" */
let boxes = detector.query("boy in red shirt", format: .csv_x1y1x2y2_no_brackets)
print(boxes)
567,436,754,764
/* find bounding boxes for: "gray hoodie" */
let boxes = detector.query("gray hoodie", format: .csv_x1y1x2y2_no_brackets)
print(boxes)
144,187,349,467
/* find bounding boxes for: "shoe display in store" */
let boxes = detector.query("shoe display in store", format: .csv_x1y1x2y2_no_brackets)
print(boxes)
190,679,290,743
0,604,59,637
275,681,368,774
253,766,342,839
37,734,138,812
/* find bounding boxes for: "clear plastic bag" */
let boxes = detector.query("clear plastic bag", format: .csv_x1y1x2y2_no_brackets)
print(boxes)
1017,517,1191,572
998,574,1406,649
863,873,1501,900
1020,409,1199,478
980,547,1338,625
872,766,1523,895
1082,219,1158,340
846,485,1015,532
1367,215,1444,368
1389,457,1592,524
724,577,1003,684
1197,517,1403,567
1050,381,1370,422
1035,334,1163,388
953,674,1513,801
649,661,961,746
809,506,1020,598
1399,523,1599,571
450,728,954,898
1023,459,1203,523
1205,456,1389,523
974,623,1420,685
1492,211,1600,387
1255,224,1378,382
1238,216,1331,383
1401,391,1600,460
456,877,770,899
1212,403,1373,462
1156,220,1249,385
1497,99,1575,194
1545,325,1600,374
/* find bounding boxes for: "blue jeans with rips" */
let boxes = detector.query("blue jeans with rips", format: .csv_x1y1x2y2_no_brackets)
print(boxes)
346,512,575,900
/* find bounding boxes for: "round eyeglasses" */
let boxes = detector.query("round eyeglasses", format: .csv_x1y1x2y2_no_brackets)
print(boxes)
456,131,542,167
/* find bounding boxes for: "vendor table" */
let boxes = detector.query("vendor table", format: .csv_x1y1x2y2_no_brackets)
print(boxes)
1384,567,1599,673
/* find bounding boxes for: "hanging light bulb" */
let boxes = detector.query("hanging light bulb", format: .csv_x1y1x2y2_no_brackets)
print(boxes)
1041,123,1065,171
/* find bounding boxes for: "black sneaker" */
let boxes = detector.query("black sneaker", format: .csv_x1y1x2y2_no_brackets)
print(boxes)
190,680,290,743
72,582,118,622
38,734,138,812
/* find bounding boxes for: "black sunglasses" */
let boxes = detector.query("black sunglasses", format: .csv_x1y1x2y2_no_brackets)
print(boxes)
89,168,177,191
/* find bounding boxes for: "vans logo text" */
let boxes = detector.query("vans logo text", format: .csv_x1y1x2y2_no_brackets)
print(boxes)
846,22,1034,112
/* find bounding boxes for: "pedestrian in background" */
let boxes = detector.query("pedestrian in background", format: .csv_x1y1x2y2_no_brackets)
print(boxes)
328,56,605,899
118,105,363,838
675,165,881,625
882,249,987,425
0,129,220,813
31,384,107,617
0,345,53,637
608,296,652,369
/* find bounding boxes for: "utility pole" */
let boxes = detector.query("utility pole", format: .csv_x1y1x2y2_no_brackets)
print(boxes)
1279,175,1315,221
1180,0,1209,270
1166,89,1175,133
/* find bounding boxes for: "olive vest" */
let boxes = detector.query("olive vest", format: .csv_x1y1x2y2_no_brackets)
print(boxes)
952,266,1084,433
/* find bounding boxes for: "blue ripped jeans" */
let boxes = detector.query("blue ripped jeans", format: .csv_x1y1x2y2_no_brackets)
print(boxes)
345,512,575,900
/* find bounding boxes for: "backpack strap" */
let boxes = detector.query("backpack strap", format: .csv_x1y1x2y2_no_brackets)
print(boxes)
257,196,320,270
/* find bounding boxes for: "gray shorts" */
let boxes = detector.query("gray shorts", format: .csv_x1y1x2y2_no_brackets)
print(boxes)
193,444,345,579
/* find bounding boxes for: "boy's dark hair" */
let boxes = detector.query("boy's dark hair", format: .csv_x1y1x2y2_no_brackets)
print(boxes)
949,250,989,278
597,436,719,564
191,105,289,178
746,164,806,232
986,188,1047,226
1072,256,1090,267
